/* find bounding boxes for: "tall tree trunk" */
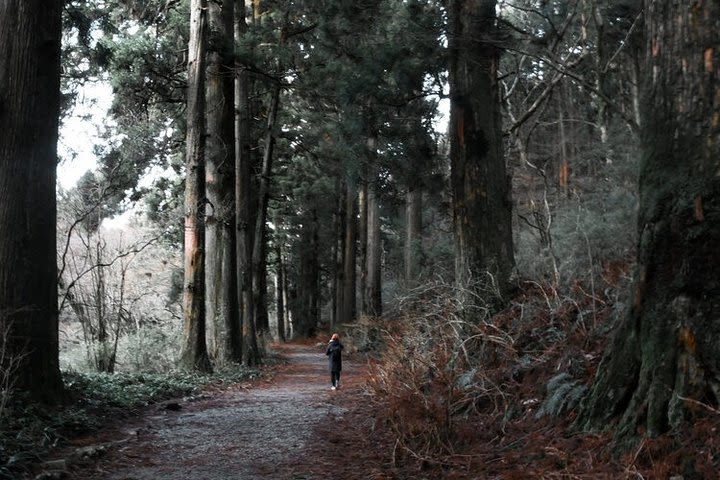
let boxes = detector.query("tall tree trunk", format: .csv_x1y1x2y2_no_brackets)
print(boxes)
575,0,720,445
404,186,423,286
358,177,368,316
588,0,611,162
448,0,515,303
252,81,280,334
295,210,320,337
282,260,291,339
364,176,382,317
0,0,64,402
254,242,269,332
274,242,285,342
180,0,212,372
403,105,430,288
342,181,358,323
235,0,259,366
94,252,113,372
205,0,239,366
558,84,570,194
333,182,347,327
629,52,642,129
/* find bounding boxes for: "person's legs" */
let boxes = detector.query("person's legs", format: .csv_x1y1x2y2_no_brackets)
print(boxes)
335,371,341,389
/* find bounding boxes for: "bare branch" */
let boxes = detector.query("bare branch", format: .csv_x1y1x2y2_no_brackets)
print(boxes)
58,235,162,314
603,9,643,74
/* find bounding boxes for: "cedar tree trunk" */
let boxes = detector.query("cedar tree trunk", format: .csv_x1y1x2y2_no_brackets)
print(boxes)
342,180,358,323
0,0,64,401
404,186,423,286
575,0,720,445
235,0,259,365
180,0,212,372
364,175,382,318
274,242,286,342
205,0,239,365
252,82,280,333
448,0,515,302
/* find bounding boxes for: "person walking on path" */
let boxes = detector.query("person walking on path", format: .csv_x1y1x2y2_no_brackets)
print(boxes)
326,333,343,390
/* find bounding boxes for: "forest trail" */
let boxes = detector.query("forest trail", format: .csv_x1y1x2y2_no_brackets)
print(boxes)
57,343,383,480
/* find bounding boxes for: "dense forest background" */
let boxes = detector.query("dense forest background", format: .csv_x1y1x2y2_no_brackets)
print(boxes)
2,0,719,477
52,0,641,373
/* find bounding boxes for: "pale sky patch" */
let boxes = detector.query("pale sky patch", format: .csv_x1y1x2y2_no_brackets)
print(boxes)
58,81,114,189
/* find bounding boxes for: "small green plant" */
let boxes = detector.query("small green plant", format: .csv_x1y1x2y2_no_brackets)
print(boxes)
64,370,200,409
0,365,259,478
535,372,587,418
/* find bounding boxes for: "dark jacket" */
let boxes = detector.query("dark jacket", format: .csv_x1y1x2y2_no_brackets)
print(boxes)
326,340,343,372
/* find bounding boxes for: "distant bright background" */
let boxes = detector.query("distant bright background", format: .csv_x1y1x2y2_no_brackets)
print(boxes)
58,81,113,189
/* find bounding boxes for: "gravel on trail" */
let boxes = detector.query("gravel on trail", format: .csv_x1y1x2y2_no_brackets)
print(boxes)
53,343,381,480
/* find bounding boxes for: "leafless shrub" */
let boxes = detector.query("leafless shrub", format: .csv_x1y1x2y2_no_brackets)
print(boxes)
366,278,517,465
58,221,178,373
339,315,384,353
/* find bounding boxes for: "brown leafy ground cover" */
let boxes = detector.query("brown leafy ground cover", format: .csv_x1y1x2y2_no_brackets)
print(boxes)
36,299,720,479
345,283,720,479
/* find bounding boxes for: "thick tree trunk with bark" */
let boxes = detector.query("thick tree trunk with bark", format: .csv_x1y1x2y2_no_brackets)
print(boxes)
403,107,429,287
332,181,346,327
0,0,64,401
254,240,269,332
235,0,259,366
448,0,515,301
576,0,720,445
364,176,382,318
404,186,423,286
295,211,320,337
274,242,286,342
252,82,280,334
205,0,239,365
358,177,368,316
180,0,212,372
342,181,358,323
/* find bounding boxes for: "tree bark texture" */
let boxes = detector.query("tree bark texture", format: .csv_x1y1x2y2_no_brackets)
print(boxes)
358,177,368,316
448,0,515,301
575,0,720,444
254,241,269,332
205,0,239,365
342,180,358,323
402,104,430,288
180,0,212,372
333,182,347,327
282,261,291,339
274,243,286,342
0,0,64,401
235,0,259,365
404,187,423,286
295,211,320,337
252,81,280,333
364,177,382,318
588,0,611,156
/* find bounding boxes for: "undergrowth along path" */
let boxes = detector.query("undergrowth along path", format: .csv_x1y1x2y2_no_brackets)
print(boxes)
62,342,370,480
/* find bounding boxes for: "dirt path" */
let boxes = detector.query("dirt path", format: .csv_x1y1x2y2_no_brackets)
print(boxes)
59,343,382,480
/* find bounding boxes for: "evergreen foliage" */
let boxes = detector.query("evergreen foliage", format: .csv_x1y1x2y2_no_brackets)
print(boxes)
54,0,644,358
23,0,700,468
